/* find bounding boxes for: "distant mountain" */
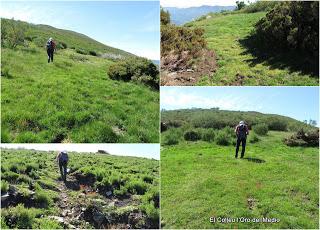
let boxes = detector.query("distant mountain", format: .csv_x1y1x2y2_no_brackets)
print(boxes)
152,60,160,66
164,5,236,25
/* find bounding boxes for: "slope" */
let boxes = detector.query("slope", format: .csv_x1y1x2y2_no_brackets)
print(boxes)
161,108,312,132
1,19,159,143
1,149,159,229
187,12,319,86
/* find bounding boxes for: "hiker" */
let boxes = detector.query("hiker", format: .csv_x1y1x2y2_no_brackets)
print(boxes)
235,121,249,158
57,150,69,182
46,37,56,63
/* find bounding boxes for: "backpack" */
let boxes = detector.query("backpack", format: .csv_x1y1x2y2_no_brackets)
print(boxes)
46,40,53,49
238,124,247,139
59,152,68,163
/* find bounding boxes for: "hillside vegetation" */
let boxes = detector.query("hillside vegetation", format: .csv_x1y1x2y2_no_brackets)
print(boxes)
180,1,319,85
161,131,319,228
1,18,159,143
1,149,159,229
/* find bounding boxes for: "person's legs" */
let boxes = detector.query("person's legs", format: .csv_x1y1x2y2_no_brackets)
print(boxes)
59,162,64,180
63,162,67,182
241,138,246,158
50,49,54,62
47,49,51,63
235,138,241,158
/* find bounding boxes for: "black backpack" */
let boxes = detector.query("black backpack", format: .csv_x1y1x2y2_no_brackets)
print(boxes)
46,40,53,49
238,124,247,139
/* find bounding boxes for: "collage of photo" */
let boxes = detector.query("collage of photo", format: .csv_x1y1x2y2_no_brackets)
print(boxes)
0,0,319,229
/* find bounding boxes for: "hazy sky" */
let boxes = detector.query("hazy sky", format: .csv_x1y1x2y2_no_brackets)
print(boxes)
0,1,160,60
161,0,239,7
0,144,160,160
161,87,319,124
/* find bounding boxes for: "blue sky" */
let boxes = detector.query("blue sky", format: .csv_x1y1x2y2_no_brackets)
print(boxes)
161,87,319,124
161,0,243,7
0,1,160,60
0,144,160,160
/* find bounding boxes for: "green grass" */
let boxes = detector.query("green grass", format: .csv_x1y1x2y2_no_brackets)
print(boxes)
161,131,319,229
1,148,159,229
1,19,159,143
188,12,319,86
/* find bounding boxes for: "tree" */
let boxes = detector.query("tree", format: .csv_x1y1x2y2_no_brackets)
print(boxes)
161,8,170,25
308,119,317,127
236,1,246,10
2,19,26,48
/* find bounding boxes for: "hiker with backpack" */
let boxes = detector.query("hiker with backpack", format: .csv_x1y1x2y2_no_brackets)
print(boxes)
57,150,69,182
235,121,249,158
46,37,56,63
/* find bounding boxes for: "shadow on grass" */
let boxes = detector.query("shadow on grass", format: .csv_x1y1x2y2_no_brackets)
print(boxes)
239,34,319,77
243,157,266,163
64,179,80,191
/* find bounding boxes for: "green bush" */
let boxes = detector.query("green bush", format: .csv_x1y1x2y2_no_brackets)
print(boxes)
2,171,19,182
2,204,40,229
163,129,181,145
255,1,319,57
57,41,67,49
249,133,260,143
253,123,268,135
75,48,88,55
89,50,97,56
1,18,26,48
184,130,201,141
108,57,159,89
201,128,215,142
161,24,206,58
268,119,287,131
216,129,231,146
284,129,319,147
242,1,279,13
32,218,62,229
126,179,147,195
114,186,128,197
15,132,41,143
161,8,171,25
1,180,9,193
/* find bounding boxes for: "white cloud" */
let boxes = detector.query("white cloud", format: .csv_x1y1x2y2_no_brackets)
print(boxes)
161,0,237,8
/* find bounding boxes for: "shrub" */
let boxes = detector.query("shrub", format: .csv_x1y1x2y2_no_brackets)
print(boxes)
75,48,88,55
1,204,39,229
1,180,9,193
201,128,215,142
89,50,97,56
161,8,171,25
126,180,147,195
216,129,231,146
113,186,128,197
268,119,287,131
32,218,61,229
15,132,41,143
69,54,89,62
34,190,50,208
161,24,206,58
255,1,319,57
1,19,26,48
249,133,260,143
184,130,201,141
163,129,180,145
1,68,13,79
1,128,11,142
284,129,319,147
242,1,278,13
108,57,159,89
57,41,67,49
2,171,19,182
253,123,268,135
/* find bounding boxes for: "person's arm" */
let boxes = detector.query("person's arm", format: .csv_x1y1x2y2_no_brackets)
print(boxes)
235,125,239,136
56,152,60,163
246,126,249,135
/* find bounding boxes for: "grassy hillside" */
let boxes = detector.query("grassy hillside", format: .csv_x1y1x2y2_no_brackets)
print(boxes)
187,12,319,86
1,19,159,143
1,149,159,229
161,131,319,228
161,108,312,132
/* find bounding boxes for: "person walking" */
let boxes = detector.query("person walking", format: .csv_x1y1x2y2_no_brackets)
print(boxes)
46,37,56,63
57,150,69,182
235,121,249,158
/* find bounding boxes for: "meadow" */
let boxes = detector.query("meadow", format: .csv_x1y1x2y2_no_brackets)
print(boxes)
1,18,159,143
161,131,319,229
1,149,159,229
185,10,318,85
